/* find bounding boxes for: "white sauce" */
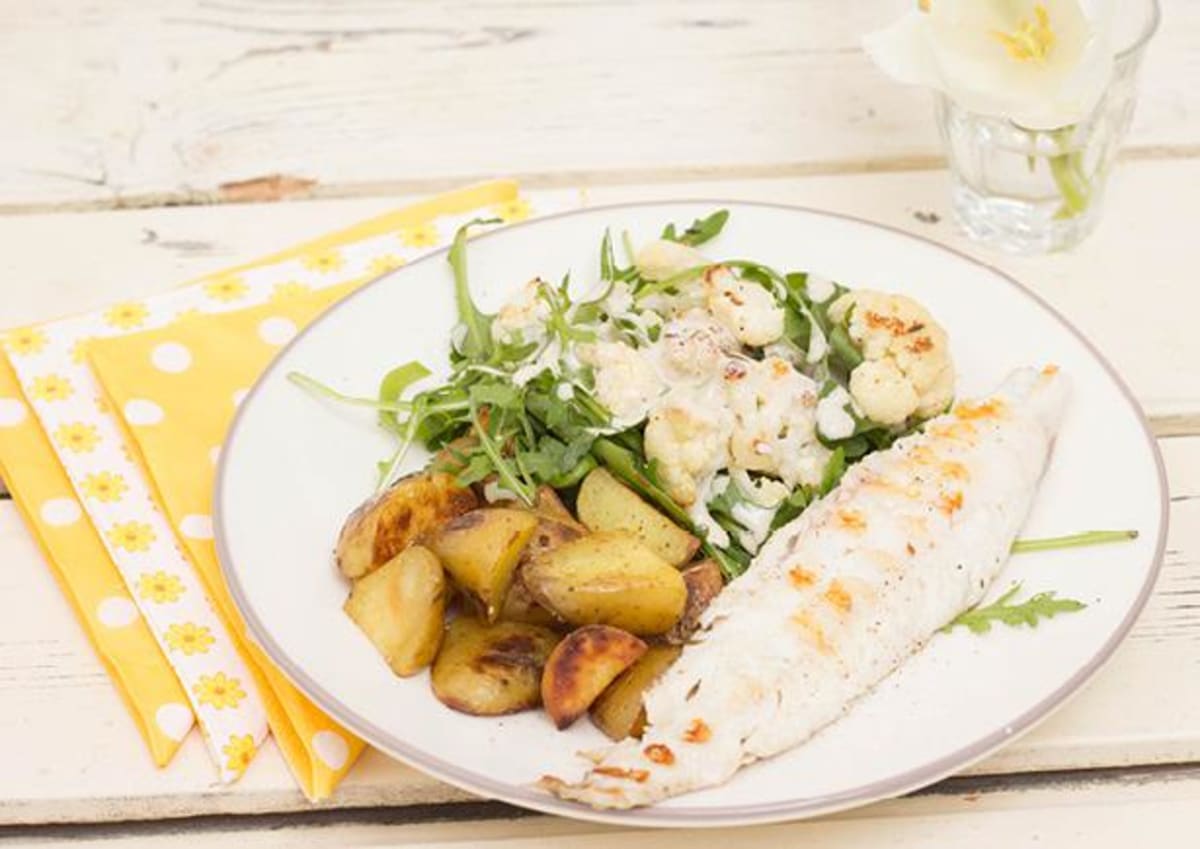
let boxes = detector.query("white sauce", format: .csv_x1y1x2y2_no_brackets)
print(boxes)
730,500,777,551
729,468,788,508
816,386,857,440
512,339,563,386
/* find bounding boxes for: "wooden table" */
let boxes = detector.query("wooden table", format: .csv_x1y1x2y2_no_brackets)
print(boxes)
3,2,1199,846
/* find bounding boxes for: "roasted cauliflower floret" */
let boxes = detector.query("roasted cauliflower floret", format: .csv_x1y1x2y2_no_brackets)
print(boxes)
659,310,738,382
493,279,551,345
578,342,666,426
828,290,955,426
723,356,828,489
848,359,919,426
702,266,785,347
634,239,710,282
643,403,730,507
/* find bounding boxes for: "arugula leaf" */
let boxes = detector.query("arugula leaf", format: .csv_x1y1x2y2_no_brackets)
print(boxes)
600,229,617,281
769,487,811,531
660,210,729,246
518,436,568,481
1011,529,1138,554
547,454,596,488
818,447,846,496
706,480,745,518
377,361,431,433
707,540,752,579
785,271,809,293
451,450,495,487
782,305,812,352
448,219,500,360
289,371,416,414
828,324,864,371
467,396,535,505
675,209,730,246
706,481,750,539
469,383,523,411
943,583,1087,635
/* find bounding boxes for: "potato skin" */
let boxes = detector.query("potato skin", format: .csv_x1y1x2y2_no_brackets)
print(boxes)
431,618,560,716
497,567,561,628
429,508,538,621
589,644,682,741
344,545,446,676
522,531,687,636
533,486,586,531
337,472,478,580
490,500,580,629
664,559,725,645
542,625,646,730
521,514,586,568
576,468,699,567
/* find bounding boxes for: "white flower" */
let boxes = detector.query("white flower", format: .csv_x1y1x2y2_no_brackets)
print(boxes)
863,0,1116,129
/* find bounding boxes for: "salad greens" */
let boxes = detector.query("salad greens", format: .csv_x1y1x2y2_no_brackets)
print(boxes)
291,210,907,578
942,583,1087,635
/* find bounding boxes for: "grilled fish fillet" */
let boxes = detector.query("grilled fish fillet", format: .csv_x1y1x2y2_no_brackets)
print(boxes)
542,366,1068,809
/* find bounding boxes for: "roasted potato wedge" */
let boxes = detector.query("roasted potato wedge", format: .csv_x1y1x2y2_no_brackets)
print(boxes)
343,545,446,676
533,485,585,531
664,559,725,645
431,617,559,716
576,468,699,567
542,625,646,729
430,508,538,621
499,567,563,628
589,644,682,740
523,531,687,635
501,513,584,627
337,471,478,580
521,514,586,567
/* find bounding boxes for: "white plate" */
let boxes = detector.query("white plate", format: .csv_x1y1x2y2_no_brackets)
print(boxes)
215,202,1167,827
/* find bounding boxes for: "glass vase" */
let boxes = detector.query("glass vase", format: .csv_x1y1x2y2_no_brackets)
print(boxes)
936,0,1161,254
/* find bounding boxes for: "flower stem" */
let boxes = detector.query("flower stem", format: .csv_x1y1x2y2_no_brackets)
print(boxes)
1049,152,1091,219
1011,529,1138,554
1045,125,1091,220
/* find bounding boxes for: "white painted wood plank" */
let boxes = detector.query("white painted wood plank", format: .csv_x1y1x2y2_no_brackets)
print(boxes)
0,435,1195,825
4,162,1199,429
0,0,1193,208
15,769,1200,848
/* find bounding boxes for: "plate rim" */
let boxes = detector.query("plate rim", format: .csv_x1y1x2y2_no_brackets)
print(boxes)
214,199,1169,827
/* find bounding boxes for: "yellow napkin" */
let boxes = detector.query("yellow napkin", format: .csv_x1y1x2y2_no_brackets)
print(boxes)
88,283,362,795
0,180,570,797
0,357,192,766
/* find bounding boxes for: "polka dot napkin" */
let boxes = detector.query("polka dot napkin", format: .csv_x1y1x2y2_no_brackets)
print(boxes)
89,283,359,792
0,356,192,767
0,181,577,797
